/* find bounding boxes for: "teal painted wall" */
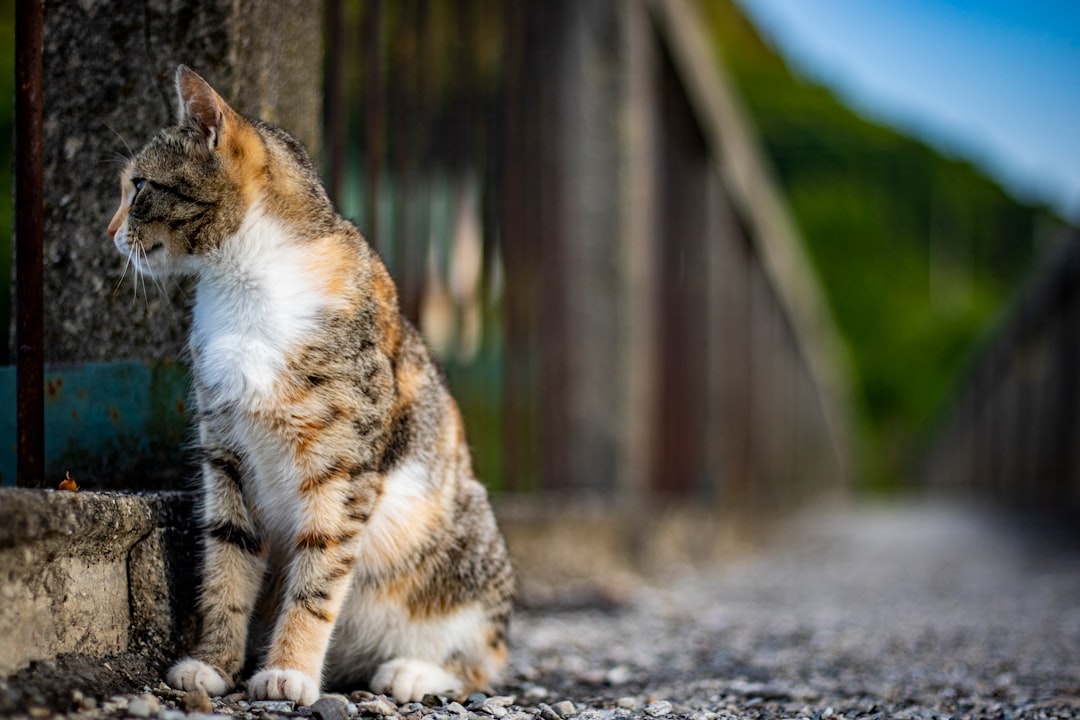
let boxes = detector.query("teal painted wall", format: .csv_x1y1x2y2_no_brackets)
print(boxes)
0,361,193,489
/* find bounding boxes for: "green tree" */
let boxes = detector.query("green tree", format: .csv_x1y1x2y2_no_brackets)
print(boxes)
699,0,1073,486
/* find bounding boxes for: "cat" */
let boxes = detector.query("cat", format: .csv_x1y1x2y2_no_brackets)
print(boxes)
107,65,514,707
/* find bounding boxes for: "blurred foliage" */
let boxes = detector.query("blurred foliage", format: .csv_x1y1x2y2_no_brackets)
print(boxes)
1,0,13,364
700,0,1075,487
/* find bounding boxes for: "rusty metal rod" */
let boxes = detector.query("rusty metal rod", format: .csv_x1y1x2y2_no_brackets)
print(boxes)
324,0,346,204
363,0,383,250
15,0,45,488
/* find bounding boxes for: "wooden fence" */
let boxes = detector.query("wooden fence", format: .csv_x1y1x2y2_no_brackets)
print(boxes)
926,234,1080,510
323,0,853,508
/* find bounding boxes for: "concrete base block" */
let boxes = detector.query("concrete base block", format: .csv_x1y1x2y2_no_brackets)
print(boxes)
0,489,198,685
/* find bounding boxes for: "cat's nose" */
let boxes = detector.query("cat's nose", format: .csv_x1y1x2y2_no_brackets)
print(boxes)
108,208,126,238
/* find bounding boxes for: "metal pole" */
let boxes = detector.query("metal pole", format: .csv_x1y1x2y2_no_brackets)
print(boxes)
324,0,346,205
363,0,383,250
15,0,45,488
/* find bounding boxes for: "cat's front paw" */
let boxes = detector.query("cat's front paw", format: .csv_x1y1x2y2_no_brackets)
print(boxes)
371,658,464,703
166,657,229,697
248,667,321,707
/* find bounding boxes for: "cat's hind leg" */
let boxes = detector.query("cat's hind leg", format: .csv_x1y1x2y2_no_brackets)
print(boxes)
371,659,464,703
356,601,509,703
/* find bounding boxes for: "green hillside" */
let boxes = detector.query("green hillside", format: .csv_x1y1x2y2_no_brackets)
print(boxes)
699,0,1075,486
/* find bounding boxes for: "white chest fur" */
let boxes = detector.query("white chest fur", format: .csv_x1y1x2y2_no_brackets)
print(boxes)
191,206,327,405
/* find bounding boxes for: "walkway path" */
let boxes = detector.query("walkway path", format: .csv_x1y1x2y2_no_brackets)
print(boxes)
510,500,1080,719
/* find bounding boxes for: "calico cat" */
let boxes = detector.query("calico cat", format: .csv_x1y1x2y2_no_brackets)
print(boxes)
108,66,514,707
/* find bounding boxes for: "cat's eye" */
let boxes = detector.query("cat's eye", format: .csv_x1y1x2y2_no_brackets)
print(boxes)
131,178,146,200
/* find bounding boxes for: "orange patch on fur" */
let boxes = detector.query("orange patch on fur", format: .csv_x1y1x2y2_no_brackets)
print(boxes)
223,117,268,204
450,404,466,448
370,269,402,357
306,237,356,299
395,359,426,407
267,605,335,674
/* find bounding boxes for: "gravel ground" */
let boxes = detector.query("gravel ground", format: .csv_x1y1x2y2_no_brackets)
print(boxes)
5,500,1080,720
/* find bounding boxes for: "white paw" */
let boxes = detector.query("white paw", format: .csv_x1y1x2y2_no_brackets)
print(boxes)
248,667,321,707
371,658,464,703
166,657,228,697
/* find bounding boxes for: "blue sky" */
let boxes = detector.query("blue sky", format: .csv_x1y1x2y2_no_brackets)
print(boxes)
735,0,1080,222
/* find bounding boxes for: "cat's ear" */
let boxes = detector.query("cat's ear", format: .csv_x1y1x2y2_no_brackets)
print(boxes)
175,65,231,152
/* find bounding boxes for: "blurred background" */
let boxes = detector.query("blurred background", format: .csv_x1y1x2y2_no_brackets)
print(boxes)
1,0,1078,515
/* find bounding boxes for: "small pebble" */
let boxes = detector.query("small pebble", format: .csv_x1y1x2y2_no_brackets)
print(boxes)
73,690,97,712
312,695,351,720
127,694,158,718
27,708,50,720
552,701,576,718
101,696,129,714
356,696,400,716
482,703,508,718
181,688,214,714
466,692,489,708
644,701,672,717
446,701,469,716
523,686,549,701
251,699,297,712
605,666,632,685
486,696,517,707
157,687,187,700
538,703,561,720
616,698,637,710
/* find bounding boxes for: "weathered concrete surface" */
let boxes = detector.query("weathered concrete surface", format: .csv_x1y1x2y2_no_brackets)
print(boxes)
0,489,197,683
41,0,323,362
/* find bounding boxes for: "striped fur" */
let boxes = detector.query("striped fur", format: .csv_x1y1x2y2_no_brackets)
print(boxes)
110,66,513,707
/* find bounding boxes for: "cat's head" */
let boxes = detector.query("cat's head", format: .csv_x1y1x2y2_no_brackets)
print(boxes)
108,65,267,277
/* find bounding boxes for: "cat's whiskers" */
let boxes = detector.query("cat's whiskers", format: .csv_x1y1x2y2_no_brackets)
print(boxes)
120,242,147,307
145,256,171,302
136,246,155,308
96,152,134,170
103,122,137,163
113,240,181,309
112,247,134,298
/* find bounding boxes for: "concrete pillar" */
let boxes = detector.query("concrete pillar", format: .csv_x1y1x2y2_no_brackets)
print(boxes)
42,0,323,362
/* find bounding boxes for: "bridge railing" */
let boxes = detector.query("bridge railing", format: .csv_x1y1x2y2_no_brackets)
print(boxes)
926,235,1080,510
